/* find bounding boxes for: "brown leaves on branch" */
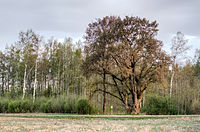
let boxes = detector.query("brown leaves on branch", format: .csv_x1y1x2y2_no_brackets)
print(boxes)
82,16,171,114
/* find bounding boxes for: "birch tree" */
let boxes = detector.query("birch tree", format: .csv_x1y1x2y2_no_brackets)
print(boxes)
170,32,189,98
33,45,39,102
17,29,41,100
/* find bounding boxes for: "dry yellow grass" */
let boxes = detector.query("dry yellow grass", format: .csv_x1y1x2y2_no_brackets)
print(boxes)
0,114,200,131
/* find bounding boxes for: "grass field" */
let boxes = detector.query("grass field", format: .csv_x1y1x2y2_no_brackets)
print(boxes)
0,114,200,131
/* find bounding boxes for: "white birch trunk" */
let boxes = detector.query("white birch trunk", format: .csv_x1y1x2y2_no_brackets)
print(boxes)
170,58,176,98
33,58,38,102
142,90,146,107
22,64,27,100
170,70,175,98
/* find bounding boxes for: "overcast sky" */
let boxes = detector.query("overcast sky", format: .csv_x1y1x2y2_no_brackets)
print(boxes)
0,0,200,58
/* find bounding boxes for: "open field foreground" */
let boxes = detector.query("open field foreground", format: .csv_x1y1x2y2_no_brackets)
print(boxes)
0,114,200,131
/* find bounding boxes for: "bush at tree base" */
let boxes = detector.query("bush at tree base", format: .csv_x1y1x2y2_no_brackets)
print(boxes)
141,95,178,115
76,98,92,114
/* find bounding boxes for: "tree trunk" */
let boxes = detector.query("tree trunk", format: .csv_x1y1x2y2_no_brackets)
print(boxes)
125,94,131,114
125,93,142,114
103,92,106,114
33,58,38,102
170,59,176,98
103,71,106,114
1,73,5,96
142,90,146,107
57,60,60,95
170,70,174,98
134,98,142,114
22,64,27,100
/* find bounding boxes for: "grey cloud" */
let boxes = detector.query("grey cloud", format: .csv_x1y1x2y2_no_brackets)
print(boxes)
0,0,200,49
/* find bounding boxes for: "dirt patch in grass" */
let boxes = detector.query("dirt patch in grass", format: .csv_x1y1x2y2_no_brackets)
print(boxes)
0,114,200,131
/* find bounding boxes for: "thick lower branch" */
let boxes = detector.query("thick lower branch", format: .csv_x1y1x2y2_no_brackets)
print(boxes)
112,76,125,104
94,88,125,105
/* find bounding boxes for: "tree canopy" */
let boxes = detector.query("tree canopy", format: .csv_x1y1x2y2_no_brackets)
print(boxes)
83,16,171,114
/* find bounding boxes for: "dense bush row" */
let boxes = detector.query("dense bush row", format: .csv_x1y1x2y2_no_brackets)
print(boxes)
0,96,96,114
2,94,199,115
141,95,178,115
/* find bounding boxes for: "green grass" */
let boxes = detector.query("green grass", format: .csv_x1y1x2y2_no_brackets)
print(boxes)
0,114,199,120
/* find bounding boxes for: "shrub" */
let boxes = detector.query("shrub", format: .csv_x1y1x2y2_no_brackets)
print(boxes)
40,103,47,113
40,97,66,113
0,99,9,113
47,98,61,113
0,95,97,114
8,100,21,113
43,86,52,97
64,95,77,113
191,99,200,114
21,100,33,113
76,98,92,114
7,99,34,113
55,98,66,113
43,100,53,113
65,100,76,113
34,97,48,112
141,95,178,115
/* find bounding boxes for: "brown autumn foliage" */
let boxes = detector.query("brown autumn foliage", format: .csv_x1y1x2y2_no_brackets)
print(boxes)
82,16,171,114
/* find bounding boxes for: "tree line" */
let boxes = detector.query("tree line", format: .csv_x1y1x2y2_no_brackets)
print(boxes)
0,30,85,100
0,16,200,114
